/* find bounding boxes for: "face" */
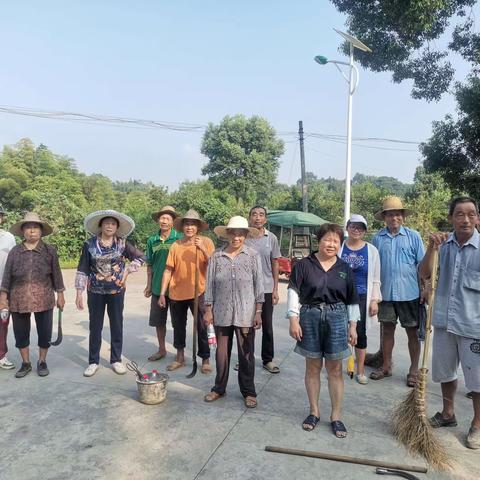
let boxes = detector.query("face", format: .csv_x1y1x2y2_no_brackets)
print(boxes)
318,232,341,258
384,210,404,230
449,202,479,237
347,222,366,240
158,213,174,232
249,208,267,229
183,220,198,238
100,217,119,237
22,222,42,242
227,229,247,248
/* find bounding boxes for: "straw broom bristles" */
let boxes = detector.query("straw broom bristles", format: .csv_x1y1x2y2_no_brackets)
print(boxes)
391,250,453,471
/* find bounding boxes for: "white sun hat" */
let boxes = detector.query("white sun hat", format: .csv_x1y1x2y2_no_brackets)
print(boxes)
214,216,261,239
346,214,368,229
84,210,135,238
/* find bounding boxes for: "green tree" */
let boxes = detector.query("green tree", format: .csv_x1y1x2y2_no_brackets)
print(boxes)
201,115,284,207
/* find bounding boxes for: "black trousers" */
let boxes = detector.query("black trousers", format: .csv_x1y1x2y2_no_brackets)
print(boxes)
212,326,256,398
87,291,125,365
12,310,53,349
261,293,274,364
169,294,210,359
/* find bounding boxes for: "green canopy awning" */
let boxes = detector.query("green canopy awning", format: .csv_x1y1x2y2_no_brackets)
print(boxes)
267,210,328,228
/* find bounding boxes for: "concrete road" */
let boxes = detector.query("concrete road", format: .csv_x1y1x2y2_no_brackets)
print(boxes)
0,270,477,479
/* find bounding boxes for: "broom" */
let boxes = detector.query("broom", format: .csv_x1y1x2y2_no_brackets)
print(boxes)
392,249,452,470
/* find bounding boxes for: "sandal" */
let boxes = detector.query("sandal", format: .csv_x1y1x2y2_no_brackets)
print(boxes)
369,368,392,381
263,362,280,374
148,351,166,362
406,373,418,388
166,360,185,371
244,396,257,408
302,414,320,432
204,391,224,403
429,411,457,428
331,420,347,438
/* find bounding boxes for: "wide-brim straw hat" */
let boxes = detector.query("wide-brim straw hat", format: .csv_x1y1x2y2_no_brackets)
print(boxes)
84,210,135,238
374,196,413,221
152,205,177,222
10,212,53,237
173,209,209,232
214,216,261,239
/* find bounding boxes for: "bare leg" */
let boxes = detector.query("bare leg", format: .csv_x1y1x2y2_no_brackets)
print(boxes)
19,347,30,363
355,348,366,376
304,357,322,419
39,347,48,363
405,326,420,376
382,323,396,373
472,392,480,429
440,380,457,419
176,348,185,363
325,359,344,423
155,325,167,356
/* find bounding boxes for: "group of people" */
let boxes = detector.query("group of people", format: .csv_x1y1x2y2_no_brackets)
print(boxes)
0,195,478,449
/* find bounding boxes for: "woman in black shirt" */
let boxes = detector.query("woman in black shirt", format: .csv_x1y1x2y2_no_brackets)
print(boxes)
287,223,359,437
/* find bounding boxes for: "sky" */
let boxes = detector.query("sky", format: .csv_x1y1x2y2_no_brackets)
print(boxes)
0,1,474,191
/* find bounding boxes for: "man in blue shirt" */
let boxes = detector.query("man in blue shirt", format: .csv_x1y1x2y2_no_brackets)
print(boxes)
369,197,425,387
420,197,480,450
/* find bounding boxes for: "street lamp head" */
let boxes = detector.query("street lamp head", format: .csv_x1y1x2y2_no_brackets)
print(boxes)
314,55,329,65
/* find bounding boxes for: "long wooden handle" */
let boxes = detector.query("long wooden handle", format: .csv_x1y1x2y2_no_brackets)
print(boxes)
265,446,427,474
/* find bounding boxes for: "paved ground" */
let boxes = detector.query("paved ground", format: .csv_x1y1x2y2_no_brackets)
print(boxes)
0,270,477,480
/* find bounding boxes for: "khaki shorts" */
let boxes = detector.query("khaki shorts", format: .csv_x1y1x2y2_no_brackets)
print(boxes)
432,328,480,393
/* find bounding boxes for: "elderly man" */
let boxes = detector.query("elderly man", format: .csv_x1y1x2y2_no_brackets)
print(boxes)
0,204,16,370
420,197,480,450
370,197,424,386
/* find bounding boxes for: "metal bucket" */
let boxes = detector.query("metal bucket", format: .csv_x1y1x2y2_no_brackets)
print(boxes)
136,373,169,405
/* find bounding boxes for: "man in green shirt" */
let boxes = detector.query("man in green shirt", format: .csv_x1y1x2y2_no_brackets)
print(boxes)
144,206,182,361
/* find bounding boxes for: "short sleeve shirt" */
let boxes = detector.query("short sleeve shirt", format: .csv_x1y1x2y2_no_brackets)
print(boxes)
288,253,359,306
145,229,182,296
244,229,281,294
165,237,216,301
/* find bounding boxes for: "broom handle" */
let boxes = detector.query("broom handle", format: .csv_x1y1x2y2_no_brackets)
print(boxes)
420,249,439,370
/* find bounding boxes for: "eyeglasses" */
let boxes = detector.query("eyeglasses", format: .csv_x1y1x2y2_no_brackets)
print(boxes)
348,224,366,232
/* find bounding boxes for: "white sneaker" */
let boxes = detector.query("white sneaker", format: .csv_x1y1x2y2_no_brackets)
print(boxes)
111,362,127,375
356,373,369,385
83,363,99,377
0,356,15,370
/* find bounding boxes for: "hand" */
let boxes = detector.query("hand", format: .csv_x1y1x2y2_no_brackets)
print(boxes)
368,300,379,317
158,294,167,308
117,270,129,287
253,312,262,329
272,290,279,305
348,323,358,347
75,291,84,311
428,232,449,250
194,236,204,250
289,316,302,341
420,283,431,305
144,286,152,298
56,293,65,311
204,308,213,326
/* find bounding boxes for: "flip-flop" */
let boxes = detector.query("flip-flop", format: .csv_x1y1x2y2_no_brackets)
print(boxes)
204,391,224,403
406,373,418,388
244,396,257,408
369,369,392,381
148,352,166,362
166,361,185,371
302,414,320,431
429,411,457,428
331,420,347,438
263,362,280,374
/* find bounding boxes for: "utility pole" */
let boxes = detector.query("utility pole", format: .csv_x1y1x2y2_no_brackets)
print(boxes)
298,120,308,212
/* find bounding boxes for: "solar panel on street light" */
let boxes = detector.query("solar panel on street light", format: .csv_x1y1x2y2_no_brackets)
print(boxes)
333,28,372,53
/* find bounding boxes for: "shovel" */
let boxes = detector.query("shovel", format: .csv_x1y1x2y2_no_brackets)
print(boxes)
186,247,199,379
50,309,63,346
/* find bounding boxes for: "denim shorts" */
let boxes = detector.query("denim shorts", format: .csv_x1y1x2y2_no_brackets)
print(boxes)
294,303,350,360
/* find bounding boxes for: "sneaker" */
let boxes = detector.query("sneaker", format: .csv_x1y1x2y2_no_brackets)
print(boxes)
0,356,15,370
355,374,368,385
15,362,32,378
111,362,127,375
37,361,49,377
83,363,99,377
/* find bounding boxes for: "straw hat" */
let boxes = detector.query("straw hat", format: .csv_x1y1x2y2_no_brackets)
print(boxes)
152,205,177,222
84,210,135,238
173,209,209,232
374,196,413,221
10,212,53,237
214,216,261,239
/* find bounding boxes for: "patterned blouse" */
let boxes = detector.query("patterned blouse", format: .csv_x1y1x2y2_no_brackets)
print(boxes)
75,237,146,295
0,241,65,313
204,245,264,327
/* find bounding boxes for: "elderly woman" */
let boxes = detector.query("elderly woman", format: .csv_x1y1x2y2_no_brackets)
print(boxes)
339,214,382,385
0,212,65,378
288,223,359,437
75,210,145,377
203,216,264,408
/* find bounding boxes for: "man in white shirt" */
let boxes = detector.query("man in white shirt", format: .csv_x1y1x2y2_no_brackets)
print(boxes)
0,204,16,369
